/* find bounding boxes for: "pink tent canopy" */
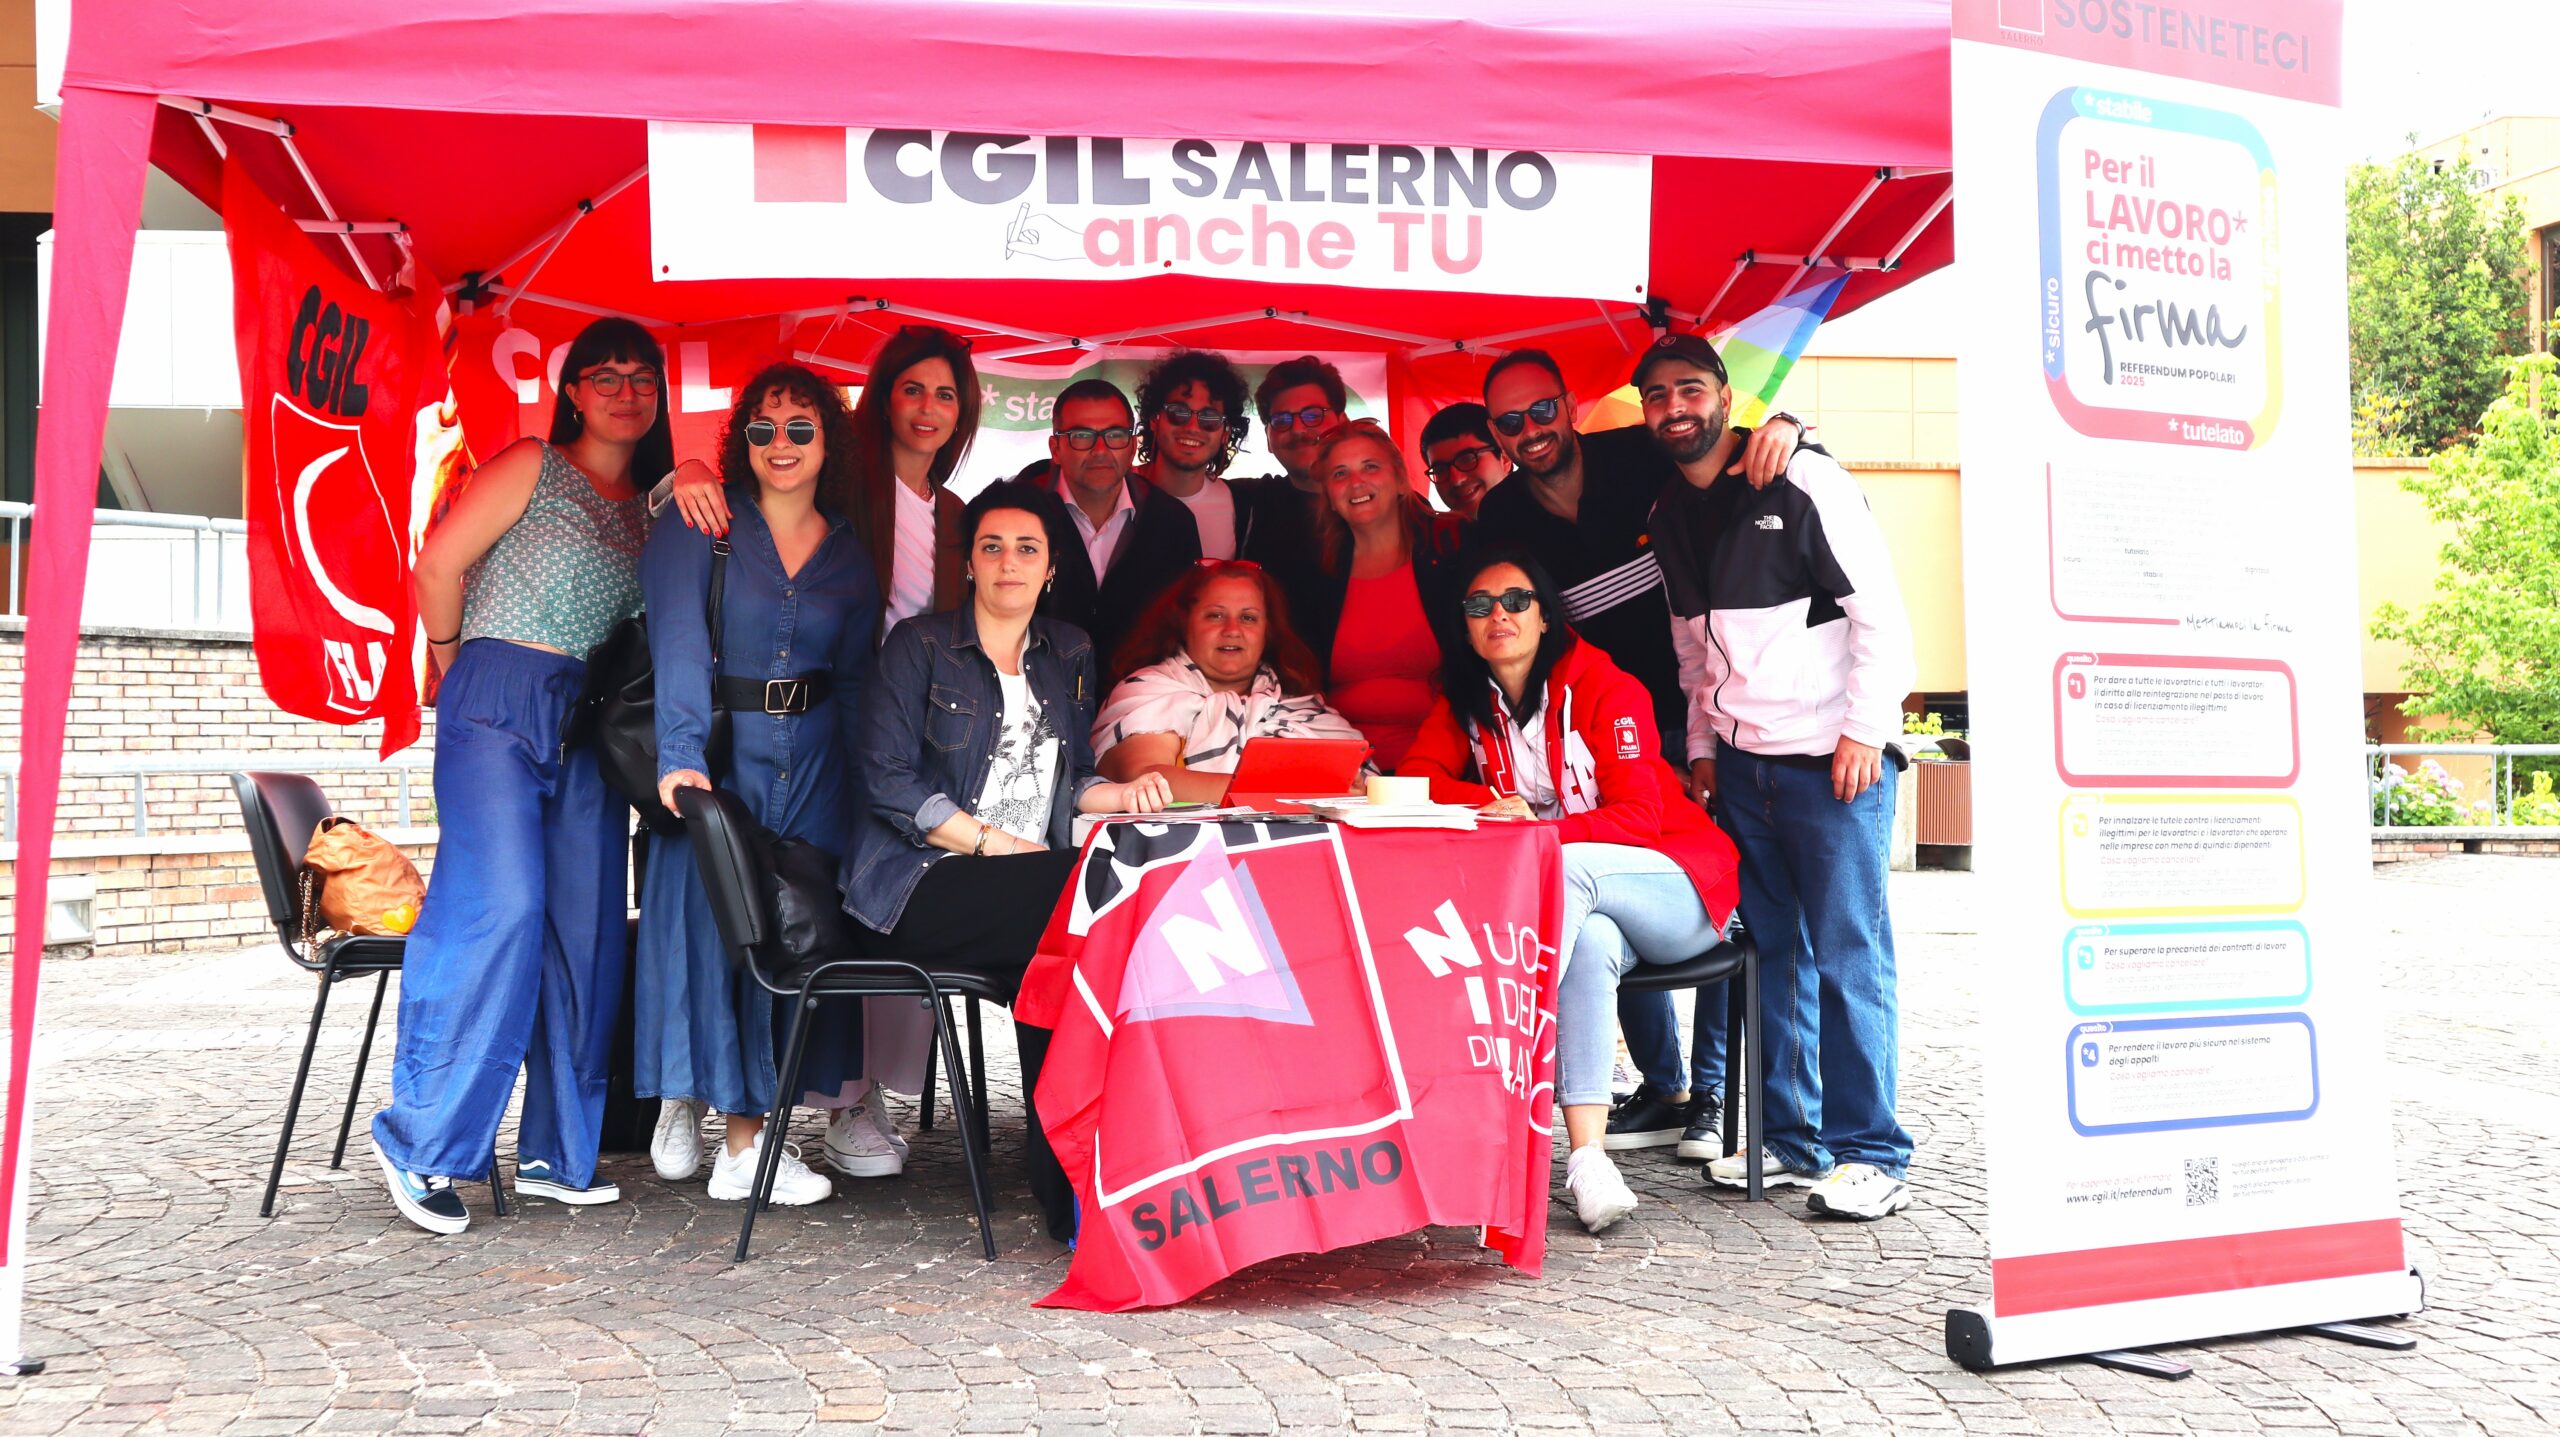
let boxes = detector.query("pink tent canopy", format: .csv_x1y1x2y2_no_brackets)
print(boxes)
13,0,1956,1259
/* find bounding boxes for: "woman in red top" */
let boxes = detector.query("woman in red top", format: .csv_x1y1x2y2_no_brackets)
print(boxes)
1298,421,1465,770
1399,550,1741,1234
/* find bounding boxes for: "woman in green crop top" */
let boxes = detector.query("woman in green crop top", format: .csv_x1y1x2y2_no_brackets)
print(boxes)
369,317,670,1235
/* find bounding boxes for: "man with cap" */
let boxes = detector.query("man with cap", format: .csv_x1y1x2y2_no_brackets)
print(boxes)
1472,346,1803,1158
1639,330,1918,1221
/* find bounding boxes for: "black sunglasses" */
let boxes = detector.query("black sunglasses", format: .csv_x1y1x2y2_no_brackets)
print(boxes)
745,417,818,447
1460,588,1539,618
1159,401,1234,432
1490,396,1565,436
1427,444,1500,479
1265,404,1333,433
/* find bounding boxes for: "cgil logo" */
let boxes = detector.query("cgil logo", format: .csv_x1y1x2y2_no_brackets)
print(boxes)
857,133,1562,212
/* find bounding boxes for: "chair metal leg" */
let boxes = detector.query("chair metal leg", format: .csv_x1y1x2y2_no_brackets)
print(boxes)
331,970,390,1169
1723,974,1743,1164
263,971,336,1217
917,997,939,1132
931,995,999,1261
738,990,818,1263
1742,947,1764,1202
490,1140,510,1217
964,996,989,1149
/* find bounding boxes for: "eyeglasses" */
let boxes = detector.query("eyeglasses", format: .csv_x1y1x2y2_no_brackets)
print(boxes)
1265,405,1334,434
1426,445,1500,479
579,369,662,397
1159,402,1234,432
1055,426,1135,450
1490,396,1565,436
1460,588,1539,619
745,417,818,447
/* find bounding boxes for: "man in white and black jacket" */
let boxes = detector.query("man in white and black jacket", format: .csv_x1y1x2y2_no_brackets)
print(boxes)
1639,332,1919,1222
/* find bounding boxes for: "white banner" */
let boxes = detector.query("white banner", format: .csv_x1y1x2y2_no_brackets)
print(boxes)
649,126,1651,300
1947,0,2417,1369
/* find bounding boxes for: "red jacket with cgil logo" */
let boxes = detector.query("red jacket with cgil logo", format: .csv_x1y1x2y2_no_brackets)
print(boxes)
1398,638,1740,931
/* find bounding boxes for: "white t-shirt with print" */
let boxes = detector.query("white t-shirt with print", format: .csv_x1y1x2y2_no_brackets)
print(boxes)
973,669,1062,844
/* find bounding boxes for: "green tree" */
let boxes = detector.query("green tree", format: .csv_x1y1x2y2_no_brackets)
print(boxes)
2346,146,2532,454
2373,352,2560,754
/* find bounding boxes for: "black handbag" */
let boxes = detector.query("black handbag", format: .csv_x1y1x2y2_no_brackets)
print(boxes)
757,829,858,970
575,538,731,833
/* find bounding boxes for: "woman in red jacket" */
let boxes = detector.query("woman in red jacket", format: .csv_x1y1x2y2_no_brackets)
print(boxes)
1399,550,1740,1234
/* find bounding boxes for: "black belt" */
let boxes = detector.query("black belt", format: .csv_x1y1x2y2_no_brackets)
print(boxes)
1726,741,1909,772
714,672,833,715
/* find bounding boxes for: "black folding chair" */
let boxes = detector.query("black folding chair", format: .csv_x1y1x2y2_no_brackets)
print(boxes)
1618,929,1766,1200
674,786,1002,1262
229,771,507,1219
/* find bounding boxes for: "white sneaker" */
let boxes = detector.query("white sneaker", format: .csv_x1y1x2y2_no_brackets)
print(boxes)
1564,1146,1639,1234
1805,1162,1912,1221
651,1098,708,1182
707,1133,833,1206
1705,1149,1830,1190
821,1094,910,1178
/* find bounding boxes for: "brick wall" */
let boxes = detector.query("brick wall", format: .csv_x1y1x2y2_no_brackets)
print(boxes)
1,840,440,956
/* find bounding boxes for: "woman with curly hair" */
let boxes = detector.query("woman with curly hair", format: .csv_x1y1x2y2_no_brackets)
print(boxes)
1093,559,1367,803
636,361,881,1207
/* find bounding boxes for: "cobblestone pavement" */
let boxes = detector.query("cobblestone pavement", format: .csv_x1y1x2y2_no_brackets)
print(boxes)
0,859,2553,1435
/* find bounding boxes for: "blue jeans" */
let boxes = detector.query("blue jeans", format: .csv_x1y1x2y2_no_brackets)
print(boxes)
372,641,630,1185
1554,843,1725,1108
1718,746,1911,1177
1619,983,1729,1099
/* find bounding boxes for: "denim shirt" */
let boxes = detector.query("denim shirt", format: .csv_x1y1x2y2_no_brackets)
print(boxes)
841,605,1106,933
640,486,879,840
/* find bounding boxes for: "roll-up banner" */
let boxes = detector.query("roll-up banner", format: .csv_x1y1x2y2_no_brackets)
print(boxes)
649,126,1652,301
1948,0,2420,1369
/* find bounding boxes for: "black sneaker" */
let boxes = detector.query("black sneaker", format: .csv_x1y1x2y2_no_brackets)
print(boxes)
1675,1091,1726,1161
1603,1084,1685,1150
373,1145,469,1235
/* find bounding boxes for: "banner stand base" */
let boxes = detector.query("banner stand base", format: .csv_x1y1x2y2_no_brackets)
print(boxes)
2083,1348,2192,1380
1947,1269,2427,1374
2298,1321,2418,1352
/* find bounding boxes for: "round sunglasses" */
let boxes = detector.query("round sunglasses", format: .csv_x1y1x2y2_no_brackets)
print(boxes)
1490,396,1565,436
1158,401,1235,432
745,417,818,446
1265,404,1334,433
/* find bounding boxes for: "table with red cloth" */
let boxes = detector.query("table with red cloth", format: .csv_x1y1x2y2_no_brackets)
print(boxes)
1017,817,1564,1312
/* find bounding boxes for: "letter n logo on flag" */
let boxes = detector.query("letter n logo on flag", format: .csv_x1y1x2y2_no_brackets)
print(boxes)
1117,844,1311,1026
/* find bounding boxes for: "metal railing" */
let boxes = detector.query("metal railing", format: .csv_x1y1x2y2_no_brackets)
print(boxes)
1,751,436,843
1,501,251,631
2368,743,2560,829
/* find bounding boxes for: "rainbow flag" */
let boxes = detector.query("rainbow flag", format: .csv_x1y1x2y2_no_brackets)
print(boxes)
1718,270,1851,430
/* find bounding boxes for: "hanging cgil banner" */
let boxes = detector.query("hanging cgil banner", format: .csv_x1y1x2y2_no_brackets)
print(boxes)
1948,0,2419,1370
648,125,1653,301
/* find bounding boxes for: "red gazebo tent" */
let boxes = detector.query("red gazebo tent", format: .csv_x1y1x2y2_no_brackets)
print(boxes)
10,0,1954,1302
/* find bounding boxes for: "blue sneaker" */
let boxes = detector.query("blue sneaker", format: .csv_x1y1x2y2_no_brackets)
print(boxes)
516,1159,621,1206
372,1145,469,1234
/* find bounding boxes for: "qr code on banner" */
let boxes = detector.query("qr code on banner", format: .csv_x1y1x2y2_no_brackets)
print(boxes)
2185,1156,2220,1207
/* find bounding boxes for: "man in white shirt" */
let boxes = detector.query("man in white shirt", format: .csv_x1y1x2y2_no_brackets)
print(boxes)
1133,351,1250,561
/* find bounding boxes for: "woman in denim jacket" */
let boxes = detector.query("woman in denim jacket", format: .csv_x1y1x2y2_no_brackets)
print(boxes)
639,362,880,1208
843,478,1172,1234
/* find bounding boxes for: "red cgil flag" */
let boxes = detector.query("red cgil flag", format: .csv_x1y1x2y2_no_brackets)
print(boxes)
225,156,444,756
1026,821,1563,1311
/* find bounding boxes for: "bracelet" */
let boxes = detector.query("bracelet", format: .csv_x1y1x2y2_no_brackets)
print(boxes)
427,632,459,646
973,822,991,857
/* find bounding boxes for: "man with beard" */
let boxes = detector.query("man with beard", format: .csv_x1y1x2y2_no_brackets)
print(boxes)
1038,378,1202,670
1237,354,1352,626
1472,347,1804,1157
1419,402,1508,521
1640,332,1917,1222
1133,351,1251,560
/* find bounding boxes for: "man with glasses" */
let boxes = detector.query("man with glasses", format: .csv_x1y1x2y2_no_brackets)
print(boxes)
1639,332,1916,1221
1134,350,1254,561
1037,378,1202,670
1238,354,1351,626
1419,402,1509,520
1473,348,1805,1159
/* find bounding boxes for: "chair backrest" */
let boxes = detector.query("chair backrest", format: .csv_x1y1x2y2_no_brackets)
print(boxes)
230,771,333,954
676,786,770,962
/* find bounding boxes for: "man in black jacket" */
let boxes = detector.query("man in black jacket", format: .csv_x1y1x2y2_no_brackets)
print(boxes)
1031,378,1201,674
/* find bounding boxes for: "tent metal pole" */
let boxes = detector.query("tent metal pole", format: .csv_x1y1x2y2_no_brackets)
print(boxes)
1883,184,1957,269
1747,254,1892,270
189,112,225,160
1442,306,1649,353
1696,255,1755,330
457,164,648,297
1800,172,1887,284
1280,312,1449,348
157,95,290,137
974,310,1274,361
295,220,407,235
276,132,380,290
480,284,673,330
792,349,870,378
